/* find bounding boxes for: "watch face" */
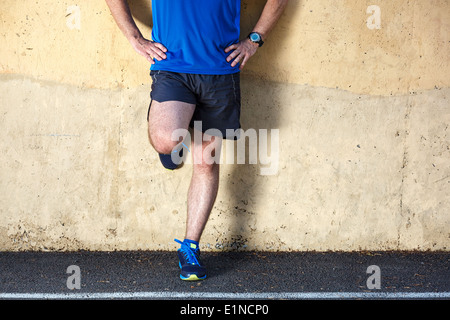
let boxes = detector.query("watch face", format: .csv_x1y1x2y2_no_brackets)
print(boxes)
250,33,260,42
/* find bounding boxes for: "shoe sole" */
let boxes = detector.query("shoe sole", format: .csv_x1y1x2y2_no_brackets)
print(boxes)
179,262,206,281
180,274,207,281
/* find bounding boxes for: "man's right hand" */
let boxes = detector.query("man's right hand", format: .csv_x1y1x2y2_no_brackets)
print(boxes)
130,37,167,64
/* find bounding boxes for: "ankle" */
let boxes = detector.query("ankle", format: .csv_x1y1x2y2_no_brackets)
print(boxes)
183,238,199,248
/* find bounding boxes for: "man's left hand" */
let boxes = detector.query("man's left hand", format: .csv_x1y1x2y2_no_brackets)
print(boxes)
225,39,259,70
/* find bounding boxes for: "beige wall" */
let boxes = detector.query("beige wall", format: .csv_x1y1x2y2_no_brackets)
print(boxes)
0,0,449,251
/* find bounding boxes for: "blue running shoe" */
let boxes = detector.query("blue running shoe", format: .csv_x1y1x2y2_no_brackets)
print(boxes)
159,148,183,171
174,239,207,281
159,142,189,171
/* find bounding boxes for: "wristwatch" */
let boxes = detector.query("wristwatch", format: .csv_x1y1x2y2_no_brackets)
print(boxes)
248,32,264,47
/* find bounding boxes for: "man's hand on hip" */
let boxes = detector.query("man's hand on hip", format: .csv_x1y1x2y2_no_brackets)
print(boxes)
225,39,258,70
131,37,167,64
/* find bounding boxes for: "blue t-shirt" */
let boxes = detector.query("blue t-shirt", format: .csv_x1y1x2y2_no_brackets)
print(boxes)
150,0,241,75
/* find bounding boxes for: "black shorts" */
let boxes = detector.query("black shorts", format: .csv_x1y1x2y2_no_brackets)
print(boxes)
147,70,241,140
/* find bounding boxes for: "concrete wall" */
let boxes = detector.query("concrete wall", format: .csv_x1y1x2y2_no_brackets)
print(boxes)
0,0,448,251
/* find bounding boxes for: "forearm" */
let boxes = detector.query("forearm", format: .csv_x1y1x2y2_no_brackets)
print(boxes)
105,0,166,63
225,0,288,69
252,0,289,40
105,0,143,42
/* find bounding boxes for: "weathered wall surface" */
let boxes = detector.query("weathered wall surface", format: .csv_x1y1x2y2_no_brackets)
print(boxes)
0,0,448,251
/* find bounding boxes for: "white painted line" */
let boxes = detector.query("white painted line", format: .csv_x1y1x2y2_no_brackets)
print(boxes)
0,291,449,300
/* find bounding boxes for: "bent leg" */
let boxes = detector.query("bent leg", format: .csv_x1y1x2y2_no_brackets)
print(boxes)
148,100,195,154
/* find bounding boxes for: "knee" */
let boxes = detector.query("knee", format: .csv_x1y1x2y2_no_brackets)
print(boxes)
154,141,178,155
149,133,179,155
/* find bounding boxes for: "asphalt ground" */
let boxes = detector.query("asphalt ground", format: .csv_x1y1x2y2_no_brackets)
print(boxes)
0,251,448,317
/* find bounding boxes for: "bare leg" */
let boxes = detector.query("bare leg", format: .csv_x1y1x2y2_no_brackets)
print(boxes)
148,100,221,243
148,100,195,154
185,130,222,242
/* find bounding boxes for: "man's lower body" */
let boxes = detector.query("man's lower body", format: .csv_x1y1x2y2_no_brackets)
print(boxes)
147,70,241,280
